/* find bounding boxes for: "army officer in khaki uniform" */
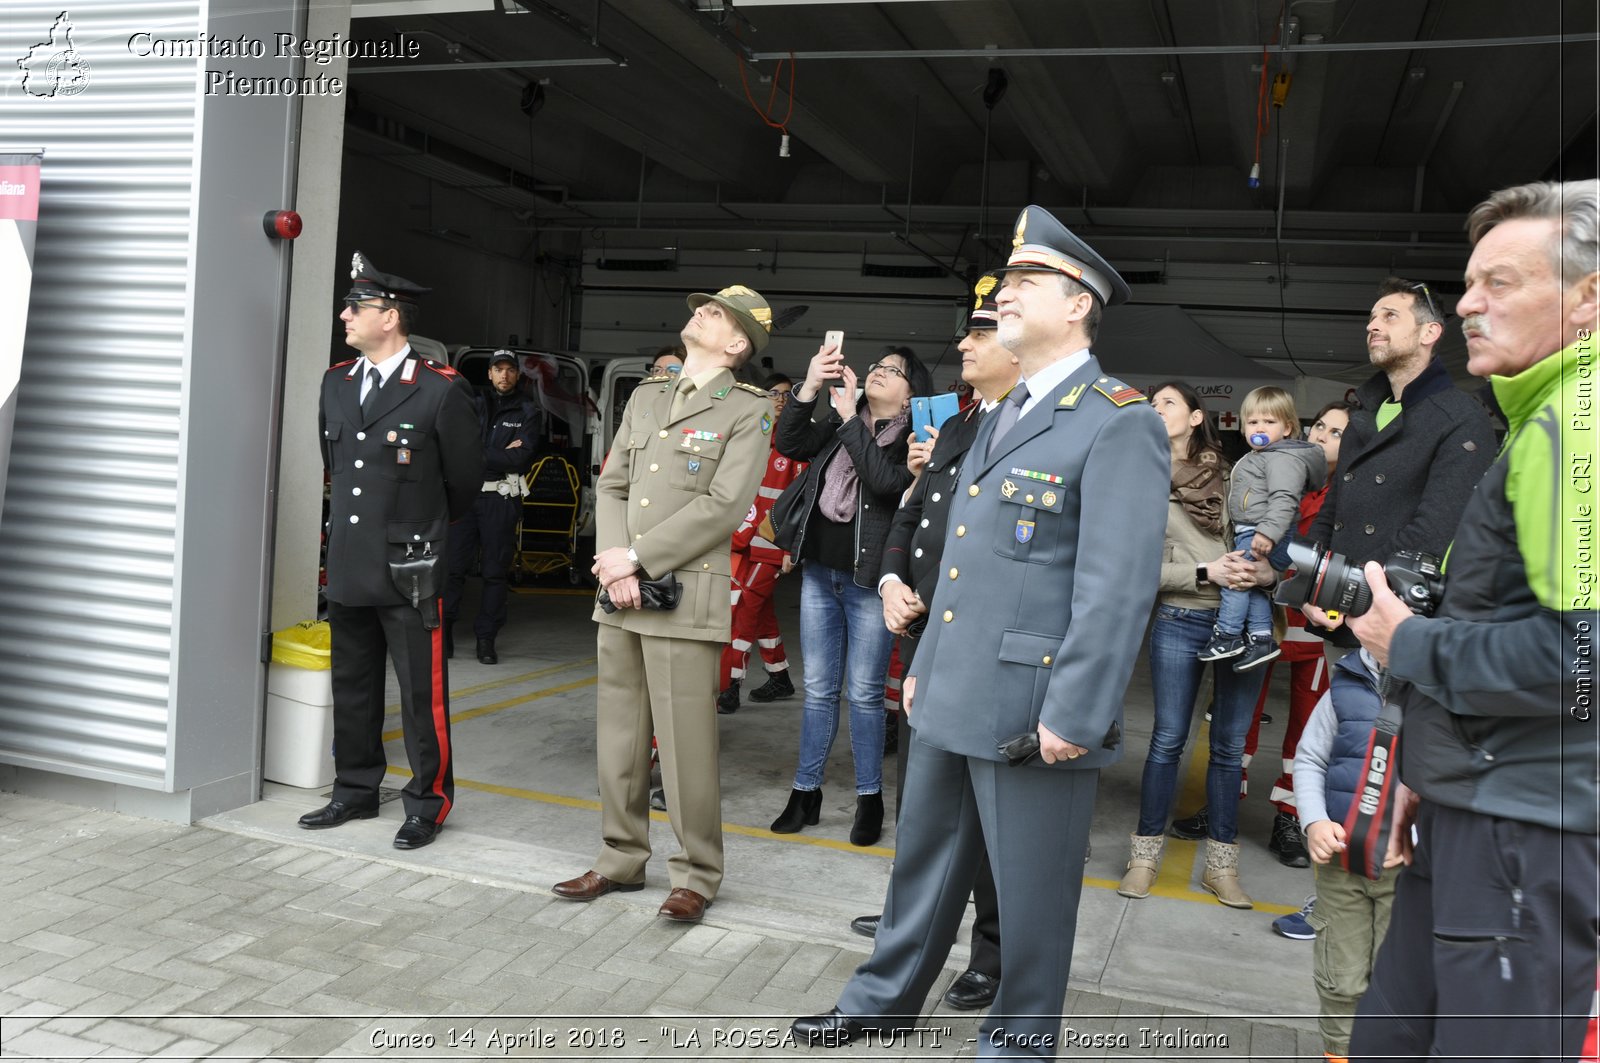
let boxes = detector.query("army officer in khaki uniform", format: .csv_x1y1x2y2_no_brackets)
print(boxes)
553,286,775,924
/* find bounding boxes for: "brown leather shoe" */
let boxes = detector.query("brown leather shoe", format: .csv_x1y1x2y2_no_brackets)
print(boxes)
657,887,711,923
551,870,644,902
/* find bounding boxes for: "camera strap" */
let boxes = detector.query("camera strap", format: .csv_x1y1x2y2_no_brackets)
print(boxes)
1340,670,1402,881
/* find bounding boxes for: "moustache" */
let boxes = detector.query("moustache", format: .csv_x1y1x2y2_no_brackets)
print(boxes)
1461,313,1490,339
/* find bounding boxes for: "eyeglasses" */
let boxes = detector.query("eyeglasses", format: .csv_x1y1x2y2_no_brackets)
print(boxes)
1406,282,1443,321
866,361,908,381
342,299,391,314
648,363,682,375
768,388,793,398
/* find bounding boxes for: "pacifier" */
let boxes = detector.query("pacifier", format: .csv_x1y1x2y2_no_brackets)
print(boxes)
1248,432,1271,447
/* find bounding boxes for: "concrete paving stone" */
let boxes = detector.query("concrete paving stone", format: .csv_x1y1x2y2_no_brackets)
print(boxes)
487,890,558,925
429,879,510,913
1244,1018,1300,1062
267,1018,375,1059
9,973,108,1008
743,936,805,970
82,1016,182,1054
282,880,364,915
499,939,573,981
703,928,763,963
542,961,629,993
1,1024,113,1059
348,866,429,895
549,983,613,1014
472,969,568,1012
28,1015,98,1035
111,978,210,1017
440,947,517,987
211,951,311,986
179,929,259,966
271,850,345,879
413,974,518,1013
684,992,785,1019
595,955,685,986
342,942,424,970
663,923,726,957
142,1015,255,1042
245,845,313,873
779,941,840,979
141,916,232,946
394,874,458,902
0,908,93,945
311,860,398,891
653,970,723,1008
599,976,669,1015
271,944,365,978
176,972,275,1015
146,1036,223,1060
144,956,238,991
424,914,534,954
287,988,386,1017
709,958,776,1002
819,946,869,983
2,1000,68,1019
1297,1026,1325,1056
762,964,822,994
258,968,340,1008
29,947,138,989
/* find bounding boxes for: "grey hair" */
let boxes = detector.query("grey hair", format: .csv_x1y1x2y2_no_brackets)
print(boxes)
1056,274,1104,343
1466,179,1600,288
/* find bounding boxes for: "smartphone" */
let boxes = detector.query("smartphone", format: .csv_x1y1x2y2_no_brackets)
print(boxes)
910,393,960,442
823,330,845,383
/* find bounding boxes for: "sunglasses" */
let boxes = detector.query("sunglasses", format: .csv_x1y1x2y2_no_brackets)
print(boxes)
866,361,908,381
1406,282,1443,321
342,299,392,314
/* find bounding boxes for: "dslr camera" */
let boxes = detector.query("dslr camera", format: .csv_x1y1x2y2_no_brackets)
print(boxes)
1274,541,1444,619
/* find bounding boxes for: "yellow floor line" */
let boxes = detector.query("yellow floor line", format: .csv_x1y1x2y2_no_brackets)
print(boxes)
380,674,597,743
381,657,597,717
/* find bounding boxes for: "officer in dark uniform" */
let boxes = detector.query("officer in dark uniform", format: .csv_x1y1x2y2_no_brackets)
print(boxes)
300,252,482,850
849,274,1020,1012
444,349,544,665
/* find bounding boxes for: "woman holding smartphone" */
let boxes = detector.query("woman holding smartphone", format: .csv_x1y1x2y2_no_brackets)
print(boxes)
767,340,931,846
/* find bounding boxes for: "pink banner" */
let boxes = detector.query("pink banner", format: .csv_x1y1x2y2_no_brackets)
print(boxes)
0,163,40,222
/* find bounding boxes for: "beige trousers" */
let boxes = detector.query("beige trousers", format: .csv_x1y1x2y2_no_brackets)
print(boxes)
592,624,724,899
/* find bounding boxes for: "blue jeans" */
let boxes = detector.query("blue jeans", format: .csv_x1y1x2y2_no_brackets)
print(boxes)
793,561,894,794
1215,524,1292,637
1135,603,1268,842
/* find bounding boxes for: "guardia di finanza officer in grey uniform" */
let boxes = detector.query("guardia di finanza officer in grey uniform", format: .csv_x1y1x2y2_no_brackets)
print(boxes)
552,286,774,925
301,253,481,851
795,208,1169,1058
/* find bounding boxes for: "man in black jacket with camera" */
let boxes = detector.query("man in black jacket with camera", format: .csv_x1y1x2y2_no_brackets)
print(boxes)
301,253,481,850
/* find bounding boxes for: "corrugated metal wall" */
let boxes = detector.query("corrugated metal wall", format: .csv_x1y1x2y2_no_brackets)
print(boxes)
0,3,202,783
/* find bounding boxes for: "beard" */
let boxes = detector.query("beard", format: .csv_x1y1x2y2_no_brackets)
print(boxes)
997,316,1024,351
1368,335,1417,370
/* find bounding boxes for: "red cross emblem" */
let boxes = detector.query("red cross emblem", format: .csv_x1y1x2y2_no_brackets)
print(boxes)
1218,410,1239,430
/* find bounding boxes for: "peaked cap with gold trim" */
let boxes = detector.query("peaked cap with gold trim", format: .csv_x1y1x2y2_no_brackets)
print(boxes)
997,205,1131,307
686,284,773,353
963,271,1002,333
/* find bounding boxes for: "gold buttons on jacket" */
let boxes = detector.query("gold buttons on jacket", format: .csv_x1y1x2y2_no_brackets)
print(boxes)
948,567,958,580
635,534,642,540
1025,494,1035,504
659,430,668,438
640,498,650,507
942,610,953,623
968,484,980,496
1043,655,1052,665
702,563,710,569
649,463,659,472
955,525,966,537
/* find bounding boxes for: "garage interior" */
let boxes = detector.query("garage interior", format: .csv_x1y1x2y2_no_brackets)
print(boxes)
209,0,1600,1025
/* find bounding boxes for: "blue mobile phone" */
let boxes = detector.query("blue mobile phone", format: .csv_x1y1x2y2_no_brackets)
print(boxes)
910,393,960,442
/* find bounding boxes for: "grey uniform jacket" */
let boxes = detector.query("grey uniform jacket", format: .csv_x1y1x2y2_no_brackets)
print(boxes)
592,368,774,642
906,357,1170,768
320,353,482,607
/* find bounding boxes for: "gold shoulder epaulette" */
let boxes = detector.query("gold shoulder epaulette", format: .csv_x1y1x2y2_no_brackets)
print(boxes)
641,373,673,384
1092,376,1147,407
732,381,772,398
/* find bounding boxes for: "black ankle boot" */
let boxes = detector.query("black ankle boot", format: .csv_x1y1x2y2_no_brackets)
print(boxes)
770,787,821,833
850,792,884,846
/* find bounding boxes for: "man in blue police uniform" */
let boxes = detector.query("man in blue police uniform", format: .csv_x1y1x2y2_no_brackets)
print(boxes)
300,252,482,850
794,208,1170,1058
444,349,544,665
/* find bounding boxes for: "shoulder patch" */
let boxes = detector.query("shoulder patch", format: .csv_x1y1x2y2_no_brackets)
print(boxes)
1092,376,1147,407
330,358,358,375
732,381,772,398
420,359,461,380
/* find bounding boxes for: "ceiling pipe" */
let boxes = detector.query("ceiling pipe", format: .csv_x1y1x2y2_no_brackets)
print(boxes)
750,33,1596,62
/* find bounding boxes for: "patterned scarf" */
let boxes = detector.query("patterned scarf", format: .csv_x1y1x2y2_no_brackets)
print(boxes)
818,406,909,522
1171,449,1226,534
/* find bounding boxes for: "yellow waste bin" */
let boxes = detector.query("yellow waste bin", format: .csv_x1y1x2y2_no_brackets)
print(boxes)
264,622,336,788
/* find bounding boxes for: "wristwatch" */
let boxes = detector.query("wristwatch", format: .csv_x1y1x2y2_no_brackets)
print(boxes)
1196,563,1209,588
626,547,641,568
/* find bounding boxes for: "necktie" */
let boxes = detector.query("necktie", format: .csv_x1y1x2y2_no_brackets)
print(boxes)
670,377,696,420
360,367,381,418
984,381,1029,460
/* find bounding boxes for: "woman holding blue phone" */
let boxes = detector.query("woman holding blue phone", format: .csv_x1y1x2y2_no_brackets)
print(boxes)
768,341,931,846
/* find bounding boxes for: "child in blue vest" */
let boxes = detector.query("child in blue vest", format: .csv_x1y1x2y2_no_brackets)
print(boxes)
1291,648,1402,1063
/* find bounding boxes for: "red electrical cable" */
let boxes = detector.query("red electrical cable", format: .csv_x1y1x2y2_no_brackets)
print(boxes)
738,51,796,134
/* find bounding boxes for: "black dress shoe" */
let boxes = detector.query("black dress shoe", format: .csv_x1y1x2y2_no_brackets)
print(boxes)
393,815,441,849
941,969,1000,1011
791,1008,909,1047
476,637,498,665
849,914,880,939
297,800,378,830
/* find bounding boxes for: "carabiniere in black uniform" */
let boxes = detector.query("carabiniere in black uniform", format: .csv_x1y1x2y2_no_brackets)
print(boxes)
302,252,482,850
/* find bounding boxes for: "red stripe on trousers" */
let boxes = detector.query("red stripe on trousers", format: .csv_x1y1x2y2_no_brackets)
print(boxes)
428,600,453,823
